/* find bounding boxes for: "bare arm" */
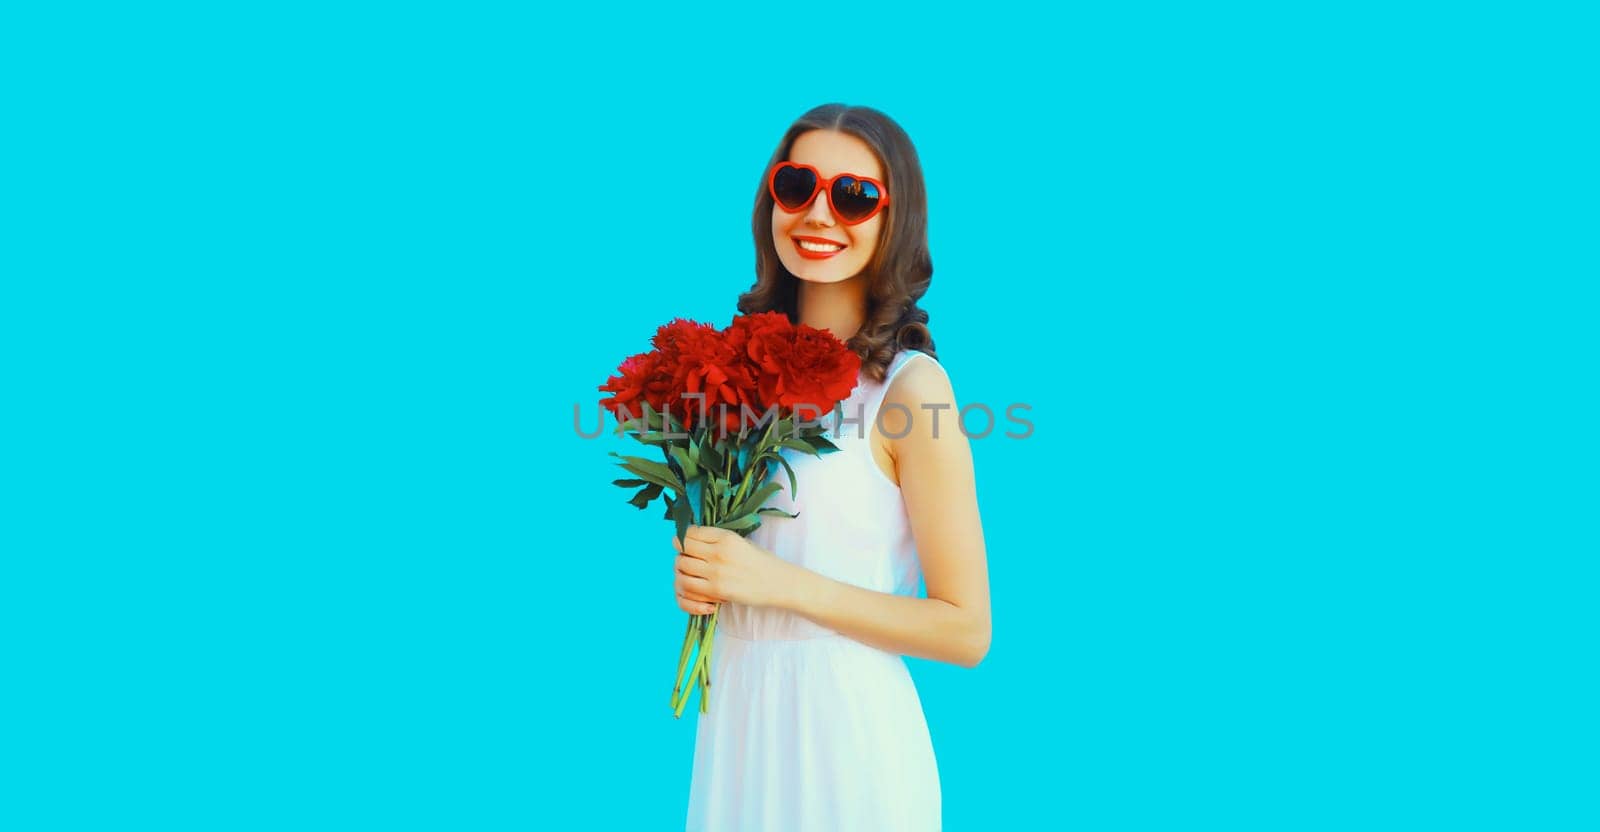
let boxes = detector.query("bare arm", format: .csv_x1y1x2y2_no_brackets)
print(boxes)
773,357,992,667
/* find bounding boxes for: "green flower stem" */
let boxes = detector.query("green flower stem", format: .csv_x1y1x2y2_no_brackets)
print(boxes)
670,424,755,719
699,604,719,713
675,614,715,719
671,611,698,709
730,418,778,512
672,618,701,720
672,613,705,718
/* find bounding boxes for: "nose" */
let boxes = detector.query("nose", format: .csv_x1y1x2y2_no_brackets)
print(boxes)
801,185,835,227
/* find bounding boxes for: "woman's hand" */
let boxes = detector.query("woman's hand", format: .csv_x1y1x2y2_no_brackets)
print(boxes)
673,525,791,614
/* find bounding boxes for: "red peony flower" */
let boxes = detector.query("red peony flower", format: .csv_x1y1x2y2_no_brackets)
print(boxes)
650,317,711,356
725,310,793,362
739,317,862,420
598,349,674,423
603,313,861,433
644,319,750,432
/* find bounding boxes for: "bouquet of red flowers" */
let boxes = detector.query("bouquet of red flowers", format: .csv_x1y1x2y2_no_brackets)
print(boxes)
597,312,861,717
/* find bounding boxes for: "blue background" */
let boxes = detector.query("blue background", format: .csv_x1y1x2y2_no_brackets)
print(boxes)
4,3,1594,829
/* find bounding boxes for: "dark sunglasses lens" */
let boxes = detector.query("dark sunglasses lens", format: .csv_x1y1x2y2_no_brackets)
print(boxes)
831,177,883,221
772,165,818,210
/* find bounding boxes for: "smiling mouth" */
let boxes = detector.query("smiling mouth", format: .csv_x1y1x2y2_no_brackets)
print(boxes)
794,238,846,258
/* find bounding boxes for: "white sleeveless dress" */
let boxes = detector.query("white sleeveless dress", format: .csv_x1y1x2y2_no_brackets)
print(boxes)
685,348,944,831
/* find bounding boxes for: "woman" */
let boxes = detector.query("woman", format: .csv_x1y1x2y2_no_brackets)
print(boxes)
673,103,992,831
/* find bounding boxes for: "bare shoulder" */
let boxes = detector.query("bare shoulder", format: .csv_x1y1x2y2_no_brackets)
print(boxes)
883,352,956,414
878,353,961,457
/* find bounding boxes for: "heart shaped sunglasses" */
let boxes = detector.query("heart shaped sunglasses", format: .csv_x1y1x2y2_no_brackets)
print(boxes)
767,161,890,225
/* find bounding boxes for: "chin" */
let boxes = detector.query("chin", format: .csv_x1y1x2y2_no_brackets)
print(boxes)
785,257,865,284
794,268,856,284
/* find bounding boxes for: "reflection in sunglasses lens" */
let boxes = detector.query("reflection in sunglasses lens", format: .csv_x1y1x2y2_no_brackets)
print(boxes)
773,165,818,210
831,177,881,221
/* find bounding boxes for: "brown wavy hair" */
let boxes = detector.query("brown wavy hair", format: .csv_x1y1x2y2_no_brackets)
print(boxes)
737,103,937,384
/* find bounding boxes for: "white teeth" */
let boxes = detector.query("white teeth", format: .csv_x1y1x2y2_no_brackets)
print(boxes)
798,240,845,253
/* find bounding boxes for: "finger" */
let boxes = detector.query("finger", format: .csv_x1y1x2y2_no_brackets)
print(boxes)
674,578,716,604
683,586,719,609
674,533,714,559
686,525,725,543
677,569,713,594
674,535,705,563
676,553,710,577
672,566,710,592
675,580,718,610
677,595,716,616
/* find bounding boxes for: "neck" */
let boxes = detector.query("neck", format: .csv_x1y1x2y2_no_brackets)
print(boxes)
795,276,868,343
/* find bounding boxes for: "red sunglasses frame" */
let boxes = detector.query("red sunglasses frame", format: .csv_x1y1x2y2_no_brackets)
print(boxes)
767,162,890,225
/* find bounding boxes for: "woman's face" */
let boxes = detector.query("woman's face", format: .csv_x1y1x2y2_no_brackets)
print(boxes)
771,129,885,284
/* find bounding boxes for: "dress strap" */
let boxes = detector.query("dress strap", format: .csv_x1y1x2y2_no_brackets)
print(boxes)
863,349,943,435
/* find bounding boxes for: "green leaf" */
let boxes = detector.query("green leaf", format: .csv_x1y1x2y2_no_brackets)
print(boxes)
769,452,798,496
732,481,783,517
757,507,799,519
687,477,706,526
640,403,666,432
669,445,700,481
804,433,840,453
778,438,822,457
612,478,648,488
662,494,675,521
616,405,663,433
609,452,684,493
672,492,693,542
717,513,760,532
708,477,730,517
698,436,724,474
628,482,664,509
664,408,688,437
